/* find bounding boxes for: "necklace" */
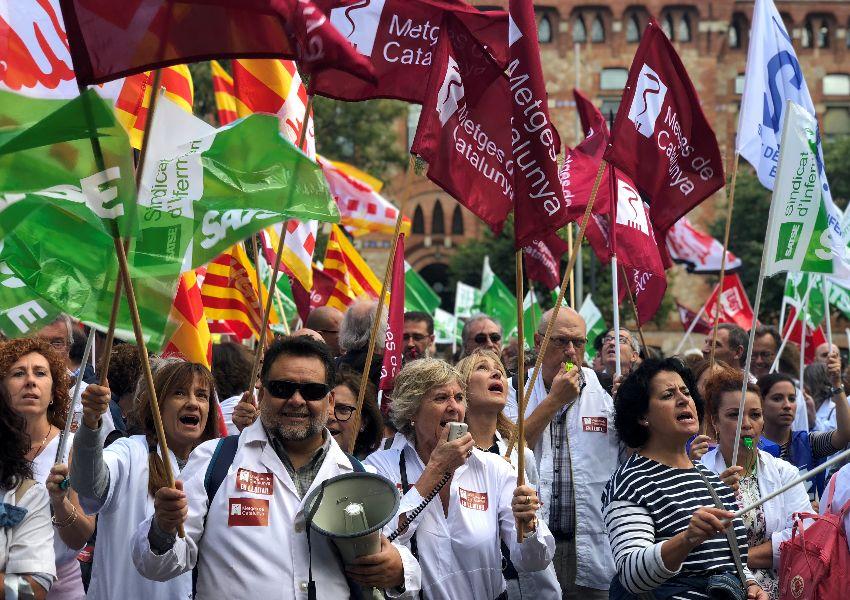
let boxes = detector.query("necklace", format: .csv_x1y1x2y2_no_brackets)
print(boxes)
30,425,53,459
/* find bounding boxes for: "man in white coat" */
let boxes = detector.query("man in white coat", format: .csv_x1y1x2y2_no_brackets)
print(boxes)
505,307,620,599
131,336,420,599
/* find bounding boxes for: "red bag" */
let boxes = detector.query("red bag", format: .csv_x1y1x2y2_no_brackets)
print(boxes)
778,475,850,599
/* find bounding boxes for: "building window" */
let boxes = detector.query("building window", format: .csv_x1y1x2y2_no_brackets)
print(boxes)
432,200,445,234
538,14,553,43
817,22,830,48
591,15,605,43
728,14,748,49
735,74,745,95
412,205,425,234
728,22,739,48
573,16,586,43
600,68,628,90
599,99,620,123
451,206,464,235
824,74,850,96
823,107,850,138
677,14,692,42
662,14,674,39
626,14,641,42
802,22,813,48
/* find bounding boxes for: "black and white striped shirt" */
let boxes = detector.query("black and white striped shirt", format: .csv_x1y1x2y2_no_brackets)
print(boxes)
601,454,752,599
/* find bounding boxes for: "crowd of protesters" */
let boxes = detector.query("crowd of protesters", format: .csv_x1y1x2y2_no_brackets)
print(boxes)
2,302,850,600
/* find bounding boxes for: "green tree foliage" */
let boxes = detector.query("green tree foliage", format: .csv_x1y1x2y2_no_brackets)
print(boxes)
312,97,408,175
825,136,850,208
189,62,217,125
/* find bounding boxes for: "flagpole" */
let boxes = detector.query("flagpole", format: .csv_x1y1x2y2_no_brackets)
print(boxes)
823,274,833,349
674,303,708,356
506,159,607,458
567,224,575,308
620,263,647,354
273,287,291,335
347,156,416,454
247,94,314,390
770,278,814,373
611,256,621,378
709,153,740,368
514,249,527,542
249,235,267,349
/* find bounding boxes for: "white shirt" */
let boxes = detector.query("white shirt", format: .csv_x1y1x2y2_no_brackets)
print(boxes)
701,447,813,567
815,398,837,432
365,437,555,600
1,483,56,582
77,433,192,600
130,421,420,599
505,367,619,590
218,394,242,435
31,434,85,600
69,378,115,438
822,465,850,553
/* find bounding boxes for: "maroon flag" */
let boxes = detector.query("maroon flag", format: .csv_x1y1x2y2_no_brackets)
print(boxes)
676,302,712,335
311,0,508,102
603,19,724,233
665,216,742,274
509,0,565,248
523,232,568,290
411,14,513,233
290,268,339,323
559,135,612,224
60,0,376,85
574,88,609,141
703,274,755,331
380,235,405,391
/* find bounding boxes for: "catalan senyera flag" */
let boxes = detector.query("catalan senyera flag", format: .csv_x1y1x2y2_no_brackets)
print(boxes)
113,65,194,149
163,271,212,368
210,60,238,126
324,225,382,307
201,244,279,341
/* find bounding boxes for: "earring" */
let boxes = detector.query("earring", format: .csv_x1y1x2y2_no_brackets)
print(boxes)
640,419,648,426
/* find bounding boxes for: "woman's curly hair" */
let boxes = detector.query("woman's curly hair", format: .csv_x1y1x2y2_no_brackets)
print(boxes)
0,385,33,490
0,338,71,429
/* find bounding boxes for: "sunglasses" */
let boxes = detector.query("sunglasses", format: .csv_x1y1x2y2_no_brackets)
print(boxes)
474,332,502,344
265,380,330,401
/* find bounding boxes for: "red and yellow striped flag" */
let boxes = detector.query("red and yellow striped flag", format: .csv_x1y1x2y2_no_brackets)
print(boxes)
201,244,279,341
210,60,238,126
114,65,194,148
323,225,382,311
162,271,212,367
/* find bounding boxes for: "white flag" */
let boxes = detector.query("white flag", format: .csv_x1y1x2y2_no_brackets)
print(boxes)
454,282,482,319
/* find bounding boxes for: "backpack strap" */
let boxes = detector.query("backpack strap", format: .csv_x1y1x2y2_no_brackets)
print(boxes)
14,478,36,504
345,452,366,473
203,435,240,505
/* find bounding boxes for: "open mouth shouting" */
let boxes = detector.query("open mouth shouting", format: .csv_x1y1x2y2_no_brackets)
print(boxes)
488,381,504,395
178,414,201,431
675,409,696,426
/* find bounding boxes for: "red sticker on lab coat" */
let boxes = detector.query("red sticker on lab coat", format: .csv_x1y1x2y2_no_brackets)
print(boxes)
458,488,488,511
236,468,274,495
228,498,269,526
582,416,608,433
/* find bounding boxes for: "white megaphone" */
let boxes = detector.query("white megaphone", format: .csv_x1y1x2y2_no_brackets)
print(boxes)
303,471,400,564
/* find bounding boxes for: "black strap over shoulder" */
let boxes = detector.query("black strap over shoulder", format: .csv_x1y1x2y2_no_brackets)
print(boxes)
399,451,424,600
204,435,240,505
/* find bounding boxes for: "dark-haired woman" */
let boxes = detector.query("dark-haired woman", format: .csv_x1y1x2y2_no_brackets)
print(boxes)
757,353,850,499
602,358,768,599
71,360,220,599
1,384,55,599
326,367,384,459
1,338,95,599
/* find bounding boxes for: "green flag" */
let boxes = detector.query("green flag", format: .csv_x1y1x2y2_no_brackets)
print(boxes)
0,242,62,337
522,290,542,349
828,279,850,320
480,257,517,339
404,262,440,314
434,308,461,344
579,295,606,361
783,272,825,326
455,282,482,318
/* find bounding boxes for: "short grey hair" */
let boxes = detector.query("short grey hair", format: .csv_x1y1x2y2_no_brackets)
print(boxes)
461,314,501,347
610,328,641,355
339,298,386,354
51,314,74,347
390,358,464,437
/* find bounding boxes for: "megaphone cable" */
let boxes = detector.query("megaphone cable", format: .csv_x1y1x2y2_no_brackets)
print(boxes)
387,470,451,543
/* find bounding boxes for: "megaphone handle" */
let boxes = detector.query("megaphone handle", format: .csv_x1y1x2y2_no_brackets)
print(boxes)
305,480,328,600
388,470,451,543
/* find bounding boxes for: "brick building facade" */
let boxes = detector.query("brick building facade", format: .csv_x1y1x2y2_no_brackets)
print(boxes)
359,1,850,346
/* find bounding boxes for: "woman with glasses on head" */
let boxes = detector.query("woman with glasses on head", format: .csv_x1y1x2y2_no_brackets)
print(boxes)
757,351,850,500
366,358,555,600
70,359,220,599
327,367,384,459
0,338,96,599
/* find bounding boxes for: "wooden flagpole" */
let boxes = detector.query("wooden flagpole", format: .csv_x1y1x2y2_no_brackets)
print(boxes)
346,156,416,453
567,224,575,308
247,95,314,390
506,159,607,457
250,234,267,349
709,153,740,368
514,249,527,542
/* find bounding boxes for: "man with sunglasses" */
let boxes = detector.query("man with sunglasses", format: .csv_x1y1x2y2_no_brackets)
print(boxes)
461,314,503,358
132,336,420,599
504,308,620,600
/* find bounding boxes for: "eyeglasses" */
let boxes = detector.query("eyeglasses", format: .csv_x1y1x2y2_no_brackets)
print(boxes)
550,336,587,349
41,337,68,350
753,351,776,360
265,380,330,401
602,335,630,345
334,405,356,421
317,329,339,335
474,332,502,344
403,333,429,342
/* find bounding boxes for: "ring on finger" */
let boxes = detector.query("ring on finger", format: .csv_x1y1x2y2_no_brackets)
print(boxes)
59,477,70,491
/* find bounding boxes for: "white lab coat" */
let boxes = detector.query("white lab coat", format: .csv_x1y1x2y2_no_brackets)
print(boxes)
701,447,813,566
505,367,619,590
130,420,420,599
75,432,192,600
365,437,555,600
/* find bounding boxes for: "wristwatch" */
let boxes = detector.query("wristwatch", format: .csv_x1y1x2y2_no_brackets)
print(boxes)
829,385,846,396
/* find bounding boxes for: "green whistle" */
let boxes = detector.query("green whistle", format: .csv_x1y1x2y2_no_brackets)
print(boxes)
743,437,754,450
565,362,575,372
